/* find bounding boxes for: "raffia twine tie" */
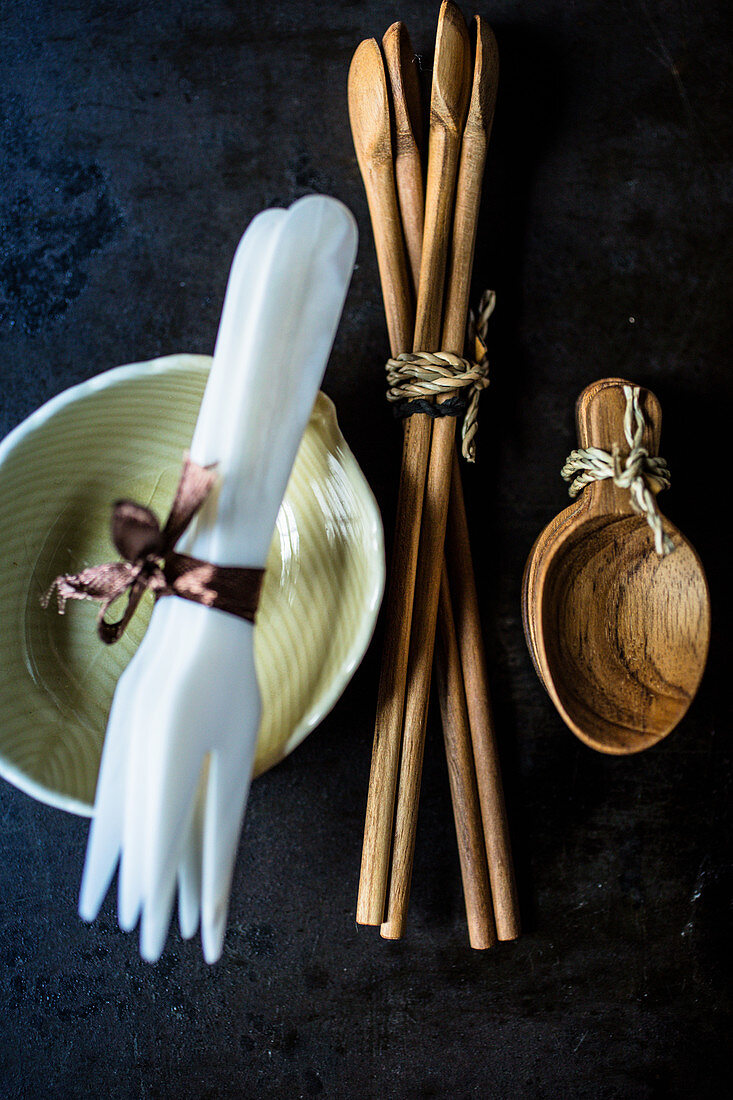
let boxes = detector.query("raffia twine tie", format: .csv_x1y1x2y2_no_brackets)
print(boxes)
385,289,495,462
561,384,673,556
42,454,265,644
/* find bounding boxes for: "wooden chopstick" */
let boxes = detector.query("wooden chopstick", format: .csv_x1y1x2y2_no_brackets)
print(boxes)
349,37,434,927
354,3,472,930
439,16,520,940
351,7,519,945
447,448,520,939
435,562,496,947
381,8,504,941
380,0,473,940
381,20,496,949
382,21,424,297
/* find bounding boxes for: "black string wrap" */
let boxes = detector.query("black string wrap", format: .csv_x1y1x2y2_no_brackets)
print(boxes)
384,290,495,462
391,394,468,421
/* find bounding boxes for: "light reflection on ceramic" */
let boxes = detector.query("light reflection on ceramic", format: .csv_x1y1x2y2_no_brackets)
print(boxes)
0,354,384,815
275,499,301,601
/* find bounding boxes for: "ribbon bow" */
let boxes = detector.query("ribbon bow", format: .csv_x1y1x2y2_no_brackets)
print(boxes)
42,455,265,644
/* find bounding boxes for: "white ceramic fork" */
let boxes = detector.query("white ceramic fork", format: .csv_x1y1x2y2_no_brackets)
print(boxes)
79,195,358,962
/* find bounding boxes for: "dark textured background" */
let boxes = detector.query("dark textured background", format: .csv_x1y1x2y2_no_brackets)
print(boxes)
1,1,731,1097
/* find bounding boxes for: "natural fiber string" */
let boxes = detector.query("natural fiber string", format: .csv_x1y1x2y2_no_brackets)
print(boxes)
385,289,495,462
561,384,673,556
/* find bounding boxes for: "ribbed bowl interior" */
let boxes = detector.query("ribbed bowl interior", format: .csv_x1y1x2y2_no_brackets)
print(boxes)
0,355,383,814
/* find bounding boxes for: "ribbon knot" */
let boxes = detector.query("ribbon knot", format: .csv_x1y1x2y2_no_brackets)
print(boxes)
42,454,265,644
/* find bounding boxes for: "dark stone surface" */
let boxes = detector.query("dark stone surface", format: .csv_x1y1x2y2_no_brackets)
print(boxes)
1,1,731,1096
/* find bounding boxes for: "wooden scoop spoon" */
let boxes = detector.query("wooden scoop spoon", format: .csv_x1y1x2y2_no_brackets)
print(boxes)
523,378,710,754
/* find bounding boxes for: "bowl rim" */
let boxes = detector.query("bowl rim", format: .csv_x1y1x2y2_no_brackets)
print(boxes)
0,354,384,816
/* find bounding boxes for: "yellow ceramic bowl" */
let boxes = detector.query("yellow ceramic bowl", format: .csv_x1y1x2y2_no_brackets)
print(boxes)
0,354,384,815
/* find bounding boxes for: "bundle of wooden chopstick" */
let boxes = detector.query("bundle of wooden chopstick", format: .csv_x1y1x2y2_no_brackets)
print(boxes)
349,1,520,948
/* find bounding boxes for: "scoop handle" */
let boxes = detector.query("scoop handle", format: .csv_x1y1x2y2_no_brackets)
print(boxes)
575,377,662,454
574,377,663,517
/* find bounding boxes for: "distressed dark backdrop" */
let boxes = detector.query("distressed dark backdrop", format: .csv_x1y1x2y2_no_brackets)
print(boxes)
1,1,731,1097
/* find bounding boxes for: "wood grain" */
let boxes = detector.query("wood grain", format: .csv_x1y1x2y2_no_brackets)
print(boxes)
348,39,412,358
439,20,519,941
381,2,476,941
435,562,496,949
349,38,433,926
447,448,520,940
525,378,711,754
374,16,497,948
382,22,424,298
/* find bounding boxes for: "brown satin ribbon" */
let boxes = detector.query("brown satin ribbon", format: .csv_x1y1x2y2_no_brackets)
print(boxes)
42,454,265,644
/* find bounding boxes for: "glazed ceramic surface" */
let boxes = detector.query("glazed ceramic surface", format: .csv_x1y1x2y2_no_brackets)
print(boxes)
0,354,384,815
